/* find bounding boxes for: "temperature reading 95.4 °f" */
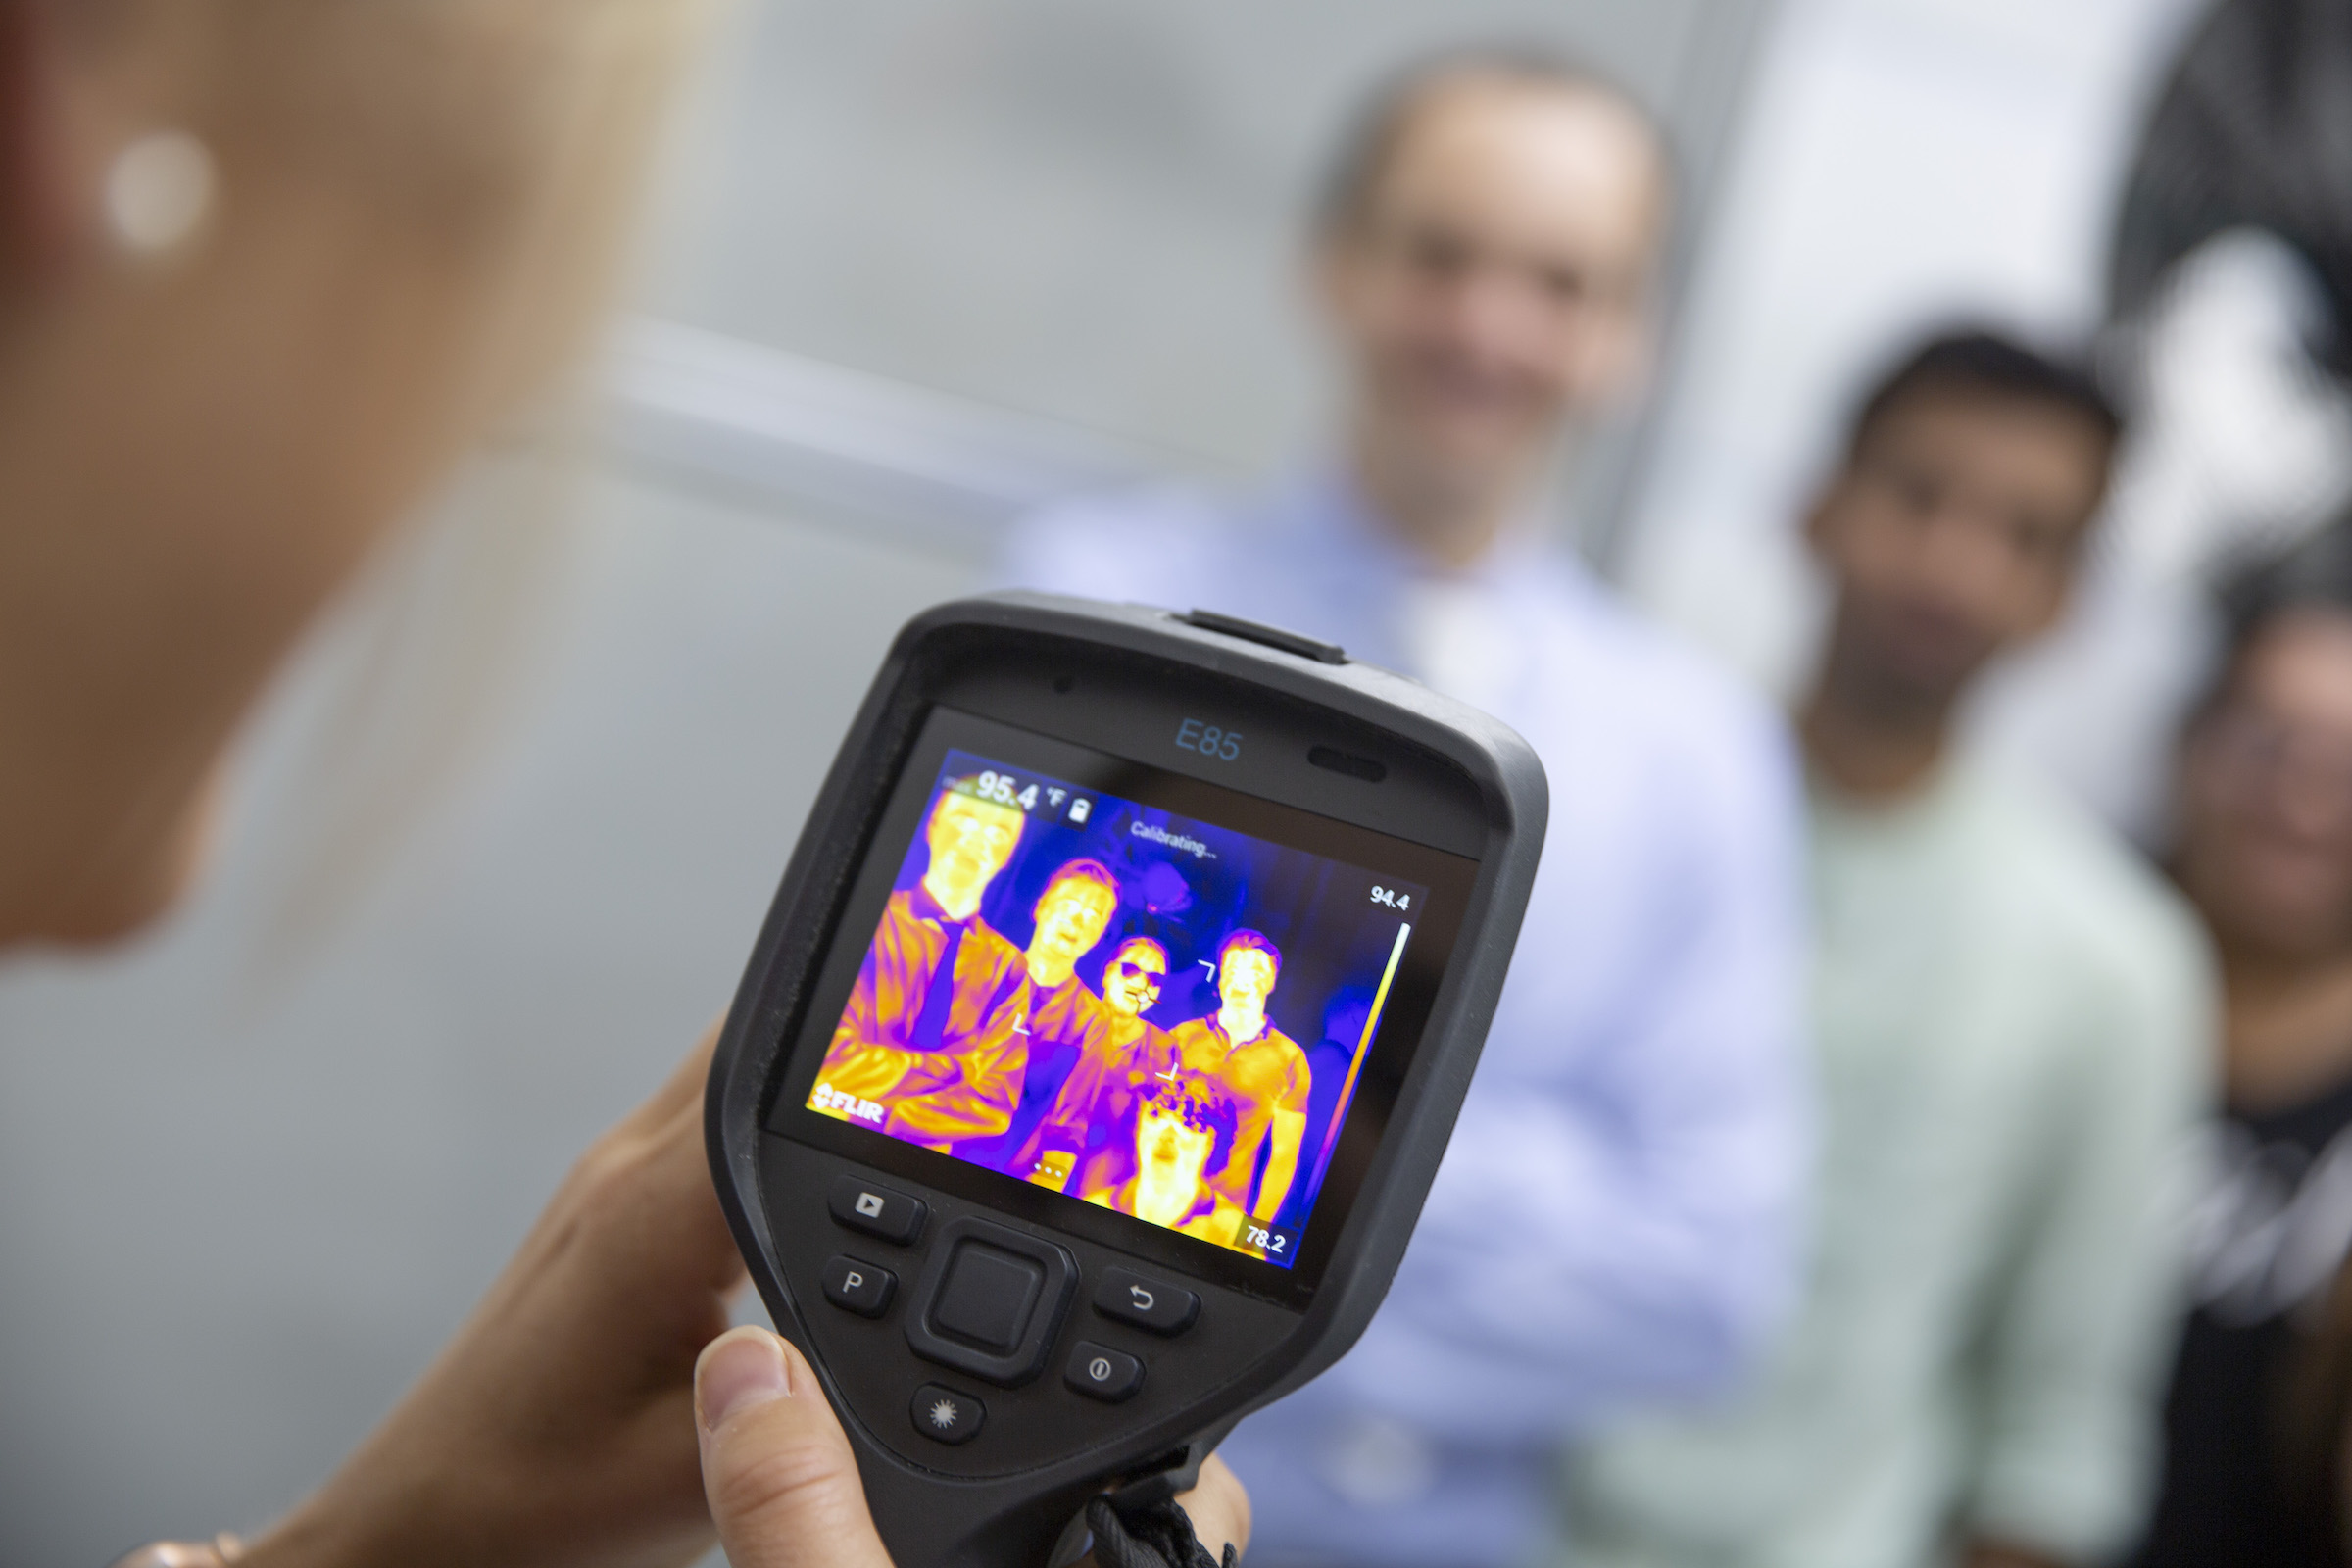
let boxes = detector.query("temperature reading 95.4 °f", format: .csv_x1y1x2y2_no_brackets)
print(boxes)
971,769,1095,825
1370,885,1411,911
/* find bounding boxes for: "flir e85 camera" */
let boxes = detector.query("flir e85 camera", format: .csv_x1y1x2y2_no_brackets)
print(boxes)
707,593,1545,1568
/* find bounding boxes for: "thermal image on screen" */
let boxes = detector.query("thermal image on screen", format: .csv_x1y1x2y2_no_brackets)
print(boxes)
808,750,1425,1266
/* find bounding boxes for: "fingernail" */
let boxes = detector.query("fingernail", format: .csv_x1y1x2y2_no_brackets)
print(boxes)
697,1326,792,1431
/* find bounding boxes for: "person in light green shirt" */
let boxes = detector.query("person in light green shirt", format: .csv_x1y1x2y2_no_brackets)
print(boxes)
1562,332,2215,1568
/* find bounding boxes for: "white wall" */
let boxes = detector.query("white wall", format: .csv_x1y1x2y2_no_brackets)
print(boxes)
642,0,1772,490
1620,0,2206,698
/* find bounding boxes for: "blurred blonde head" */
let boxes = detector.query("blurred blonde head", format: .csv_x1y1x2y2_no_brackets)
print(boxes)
0,0,703,946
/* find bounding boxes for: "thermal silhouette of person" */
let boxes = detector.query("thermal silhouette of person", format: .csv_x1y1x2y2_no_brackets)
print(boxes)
1083,1075,1248,1250
812,779,1031,1147
1172,931,1311,1221
980,858,1120,1167
1018,934,1178,1190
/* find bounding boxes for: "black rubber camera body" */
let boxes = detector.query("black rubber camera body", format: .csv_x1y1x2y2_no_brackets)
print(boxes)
707,593,1545,1568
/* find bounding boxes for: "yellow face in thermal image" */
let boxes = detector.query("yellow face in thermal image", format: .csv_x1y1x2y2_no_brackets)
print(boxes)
1137,1096,1216,1184
1103,942,1167,1018
1220,949,1277,1010
923,791,1024,906
1032,875,1116,968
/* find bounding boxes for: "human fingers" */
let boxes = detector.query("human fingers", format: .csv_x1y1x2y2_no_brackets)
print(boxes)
617,1022,724,1139
698,1327,896,1568
557,1025,745,1312
628,1054,750,1294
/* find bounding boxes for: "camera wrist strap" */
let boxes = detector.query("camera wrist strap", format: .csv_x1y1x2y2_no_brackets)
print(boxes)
1086,1493,1237,1568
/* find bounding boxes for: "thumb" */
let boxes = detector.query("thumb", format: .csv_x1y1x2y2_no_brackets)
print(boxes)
697,1326,896,1568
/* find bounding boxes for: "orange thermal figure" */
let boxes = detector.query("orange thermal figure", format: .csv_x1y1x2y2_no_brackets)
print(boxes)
811,782,1032,1147
1082,1076,1248,1250
996,859,1121,1163
1026,859,1119,993
1171,931,1311,1221
1018,935,1178,1191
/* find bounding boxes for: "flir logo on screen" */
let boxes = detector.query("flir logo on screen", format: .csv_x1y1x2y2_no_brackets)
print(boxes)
1175,718,1241,761
811,1082,885,1124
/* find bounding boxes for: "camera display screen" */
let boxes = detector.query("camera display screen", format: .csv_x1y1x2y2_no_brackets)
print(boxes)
805,742,1435,1269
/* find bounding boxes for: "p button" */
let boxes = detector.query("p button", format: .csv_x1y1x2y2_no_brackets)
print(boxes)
821,1254,895,1318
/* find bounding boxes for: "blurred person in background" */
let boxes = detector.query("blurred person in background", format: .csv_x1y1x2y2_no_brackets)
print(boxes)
1563,332,2214,1568
1006,47,1808,1568
2135,521,2352,1567
0,3,1248,1567
2280,1256,2352,1567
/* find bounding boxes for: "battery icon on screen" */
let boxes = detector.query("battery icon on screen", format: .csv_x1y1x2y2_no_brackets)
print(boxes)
1068,798,1092,824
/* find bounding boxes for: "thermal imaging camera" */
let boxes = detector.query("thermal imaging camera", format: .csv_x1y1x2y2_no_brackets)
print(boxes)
706,593,1546,1568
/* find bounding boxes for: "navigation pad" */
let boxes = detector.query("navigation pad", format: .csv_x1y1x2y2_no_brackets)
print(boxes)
933,1244,1044,1352
905,1215,1076,1385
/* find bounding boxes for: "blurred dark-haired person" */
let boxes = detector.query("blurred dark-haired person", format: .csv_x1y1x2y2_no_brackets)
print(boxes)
1173,930,1310,1222
1564,332,2214,1568
0,2,1255,1565
1004,49,1807,1568
2133,521,2352,1567
2278,1258,2352,1567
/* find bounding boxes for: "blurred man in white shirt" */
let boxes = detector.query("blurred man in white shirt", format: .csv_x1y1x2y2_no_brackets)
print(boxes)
1005,51,1809,1567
